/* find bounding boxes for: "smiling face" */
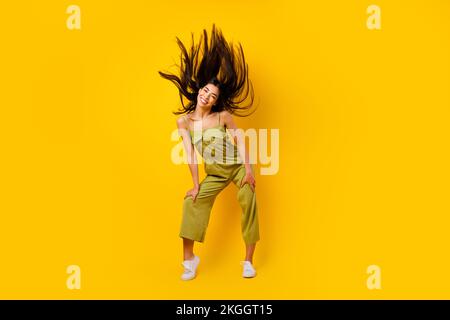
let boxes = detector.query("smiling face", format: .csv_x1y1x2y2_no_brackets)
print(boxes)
197,83,219,109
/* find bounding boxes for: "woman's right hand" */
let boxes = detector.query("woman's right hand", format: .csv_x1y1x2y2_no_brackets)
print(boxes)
185,185,200,202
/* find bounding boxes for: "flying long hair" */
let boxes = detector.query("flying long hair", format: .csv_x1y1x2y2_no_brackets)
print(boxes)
158,24,256,116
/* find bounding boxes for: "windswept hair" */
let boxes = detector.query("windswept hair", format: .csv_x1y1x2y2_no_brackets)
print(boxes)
158,24,256,116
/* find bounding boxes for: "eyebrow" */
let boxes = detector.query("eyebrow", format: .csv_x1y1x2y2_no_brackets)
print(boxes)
204,87,217,98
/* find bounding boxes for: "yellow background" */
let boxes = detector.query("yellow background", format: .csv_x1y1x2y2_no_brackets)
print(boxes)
1,0,449,299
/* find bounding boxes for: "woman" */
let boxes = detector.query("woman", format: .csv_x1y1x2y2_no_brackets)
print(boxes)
159,24,260,280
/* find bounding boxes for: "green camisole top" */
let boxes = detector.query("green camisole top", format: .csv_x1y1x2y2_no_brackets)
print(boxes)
184,112,242,165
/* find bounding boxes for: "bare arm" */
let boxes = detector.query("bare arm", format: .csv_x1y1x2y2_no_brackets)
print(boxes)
177,117,199,188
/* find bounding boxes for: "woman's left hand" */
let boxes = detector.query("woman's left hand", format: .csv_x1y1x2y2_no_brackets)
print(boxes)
240,171,256,192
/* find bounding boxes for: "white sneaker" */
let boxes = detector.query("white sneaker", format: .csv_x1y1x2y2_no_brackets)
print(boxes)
241,261,256,278
181,256,200,281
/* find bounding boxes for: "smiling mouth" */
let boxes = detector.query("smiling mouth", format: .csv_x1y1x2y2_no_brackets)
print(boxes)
200,97,208,104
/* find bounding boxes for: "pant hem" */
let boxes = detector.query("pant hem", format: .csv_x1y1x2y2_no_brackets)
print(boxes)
179,234,205,243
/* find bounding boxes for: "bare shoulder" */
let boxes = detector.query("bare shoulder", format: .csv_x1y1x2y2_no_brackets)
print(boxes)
220,110,234,123
176,115,188,128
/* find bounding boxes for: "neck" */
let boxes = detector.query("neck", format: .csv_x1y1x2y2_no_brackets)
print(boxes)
193,106,213,119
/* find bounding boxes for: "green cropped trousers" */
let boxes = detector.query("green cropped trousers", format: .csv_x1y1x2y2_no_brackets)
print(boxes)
180,162,260,245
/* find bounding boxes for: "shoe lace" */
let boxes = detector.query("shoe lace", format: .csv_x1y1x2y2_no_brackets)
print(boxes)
182,260,194,273
240,261,255,272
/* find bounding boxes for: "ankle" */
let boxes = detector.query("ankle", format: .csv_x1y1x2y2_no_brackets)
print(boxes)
184,254,195,261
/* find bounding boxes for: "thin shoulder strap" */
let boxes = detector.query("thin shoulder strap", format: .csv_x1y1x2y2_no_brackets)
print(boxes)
218,112,220,126
183,115,190,130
